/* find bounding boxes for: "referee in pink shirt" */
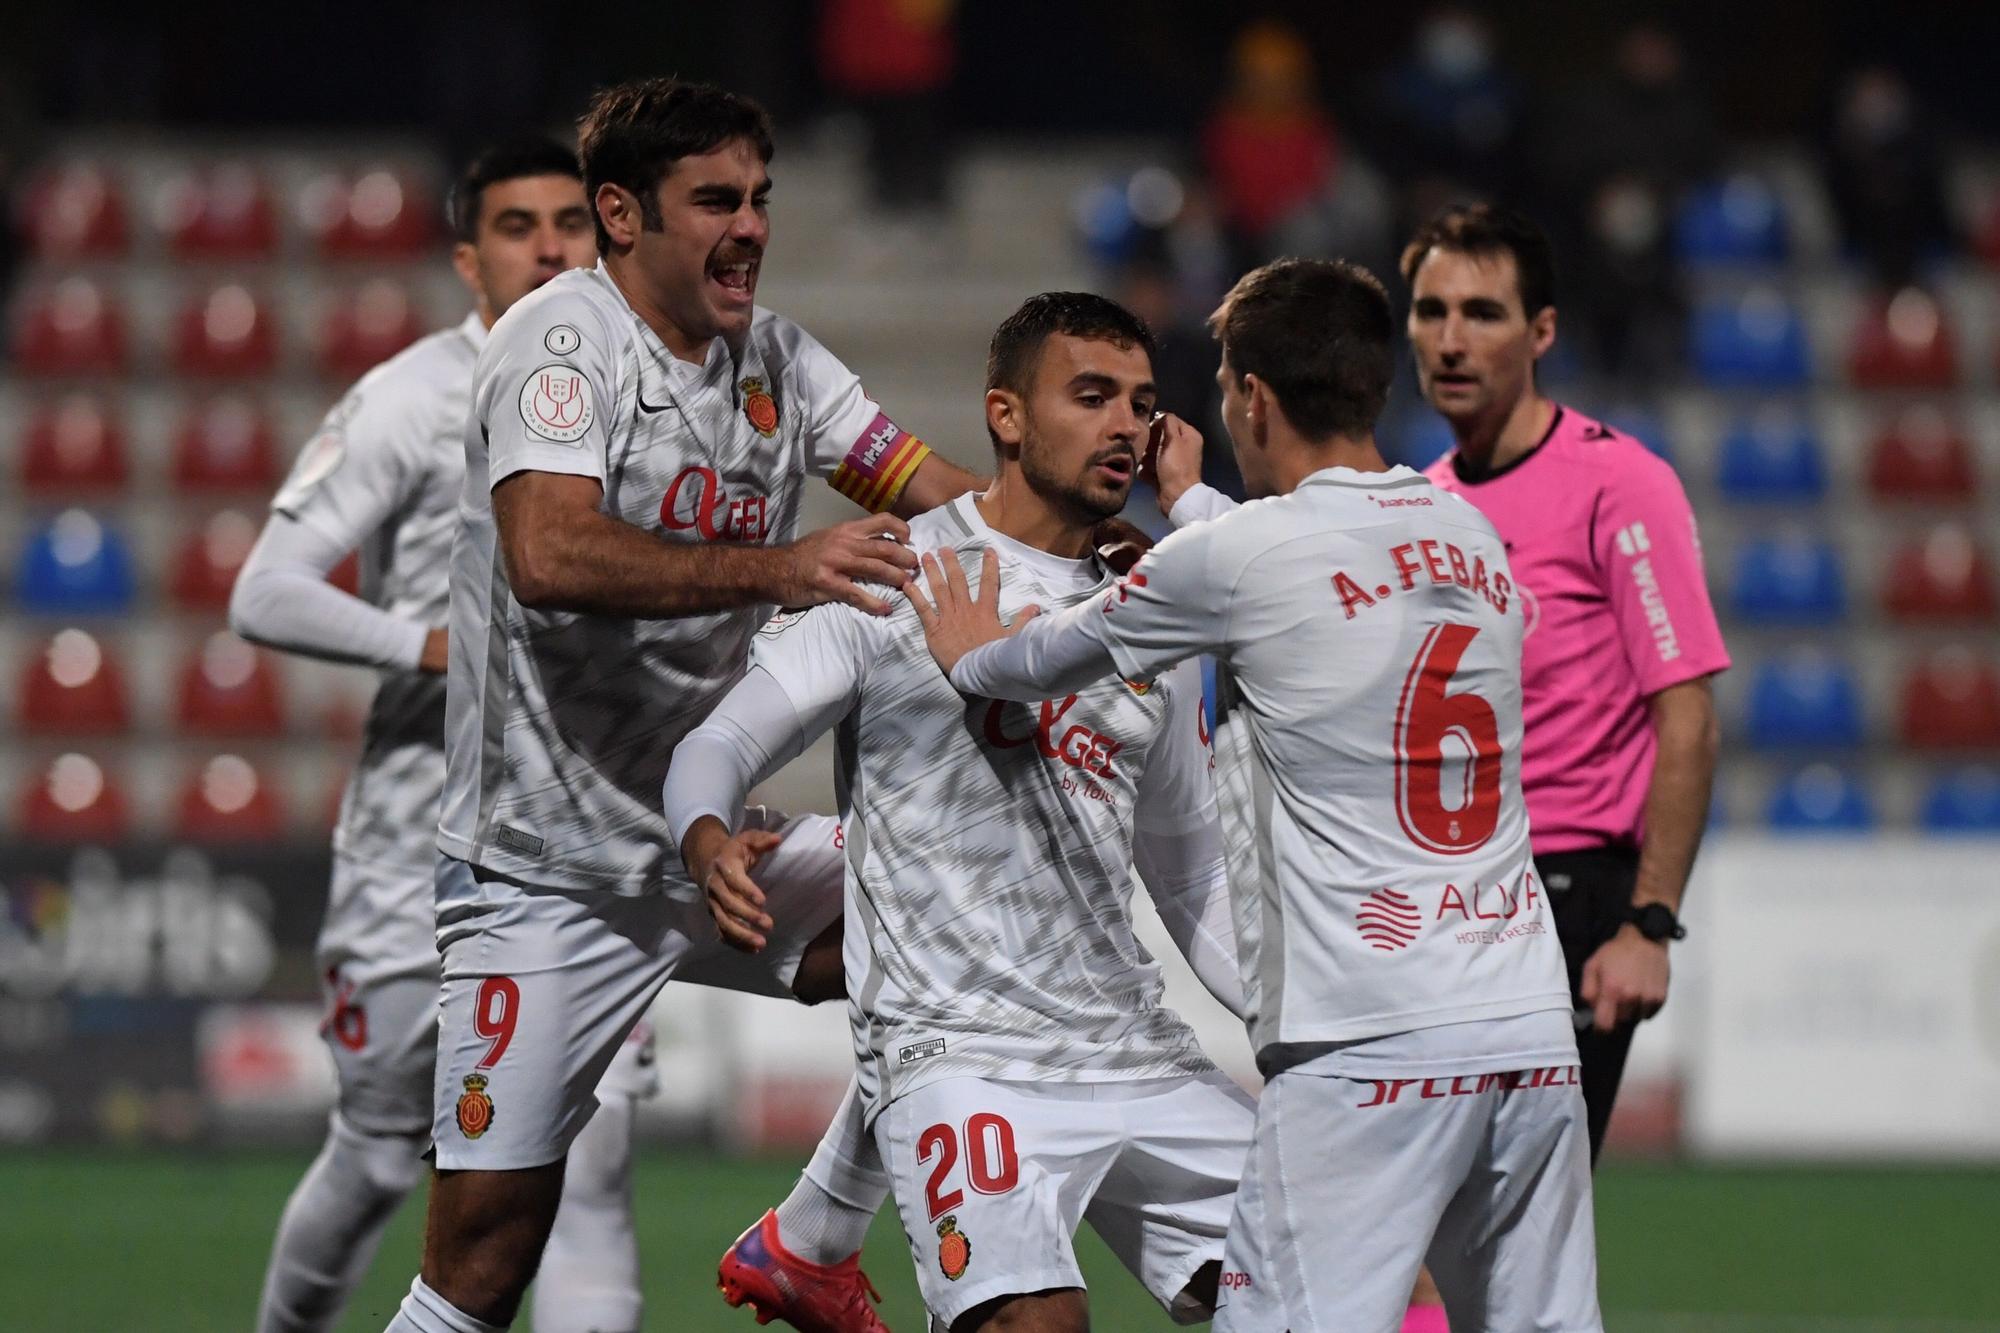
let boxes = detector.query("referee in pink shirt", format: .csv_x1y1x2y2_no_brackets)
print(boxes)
1407,203,1730,1161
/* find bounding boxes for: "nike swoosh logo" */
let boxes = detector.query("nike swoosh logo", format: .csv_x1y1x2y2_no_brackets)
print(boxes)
637,394,671,414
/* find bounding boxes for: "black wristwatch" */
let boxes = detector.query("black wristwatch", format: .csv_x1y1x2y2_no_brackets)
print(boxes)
1626,902,1687,943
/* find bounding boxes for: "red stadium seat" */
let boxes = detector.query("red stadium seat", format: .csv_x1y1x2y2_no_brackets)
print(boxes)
15,629,130,735
169,510,260,611
19,161,128,258
1900,650,2000,750
171,283,279,378
1866,407,1978,503
174,754,287,841
319,279,426,380
308,168,435,259
175,632,286,737
1847,288,1959,390
1883,526,1999,625
171,396,280,493
158,163,279,260
10,278,128,376
20,394,129,494
18,753,132,842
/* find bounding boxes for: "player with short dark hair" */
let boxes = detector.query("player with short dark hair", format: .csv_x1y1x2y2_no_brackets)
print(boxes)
380,78,987,1333
910,256,1604,1331
1402,202,1729,1162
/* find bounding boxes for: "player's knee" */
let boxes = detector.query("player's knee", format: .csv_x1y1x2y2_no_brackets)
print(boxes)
1169,1261,1221,1324
328,1112,426,1198
952,1287,1088,1333
420,1163,567,1322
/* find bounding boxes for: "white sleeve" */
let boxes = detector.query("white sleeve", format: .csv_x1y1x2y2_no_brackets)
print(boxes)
661,602,873,848
1167,482,1239,528
1130,660,1245,1019
229,514,427,670
949,600,1122,701
475,289,617,490
794,328,932,513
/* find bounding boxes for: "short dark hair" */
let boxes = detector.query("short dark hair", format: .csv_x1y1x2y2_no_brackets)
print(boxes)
1399,203,1557,317
985,292,1157,448
576,78,775,253
447,138,583,243
1209,258,1393,443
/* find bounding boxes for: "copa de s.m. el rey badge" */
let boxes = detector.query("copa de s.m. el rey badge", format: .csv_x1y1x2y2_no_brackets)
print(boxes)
518,364,595,444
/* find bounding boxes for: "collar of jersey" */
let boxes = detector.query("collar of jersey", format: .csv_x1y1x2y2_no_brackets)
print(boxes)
950,495,1105,591
1297,463,1426,490
458,311,489,354
589,260,745,396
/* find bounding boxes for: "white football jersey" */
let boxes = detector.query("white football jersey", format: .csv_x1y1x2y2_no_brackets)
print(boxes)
1086,467,1572,1055
438,262,928,894
745,497,1219,1119
271,314,481,870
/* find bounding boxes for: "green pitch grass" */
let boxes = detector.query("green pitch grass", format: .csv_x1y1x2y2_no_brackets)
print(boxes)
2,1152,1995,1331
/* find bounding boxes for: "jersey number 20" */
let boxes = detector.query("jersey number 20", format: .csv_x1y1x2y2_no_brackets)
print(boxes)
1393,622,1502,855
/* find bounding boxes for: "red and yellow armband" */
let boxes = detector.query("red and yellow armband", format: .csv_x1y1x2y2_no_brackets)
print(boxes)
829,412,932,513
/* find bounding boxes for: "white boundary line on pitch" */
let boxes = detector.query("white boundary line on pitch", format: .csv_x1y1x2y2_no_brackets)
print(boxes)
1613,1314,1998,1332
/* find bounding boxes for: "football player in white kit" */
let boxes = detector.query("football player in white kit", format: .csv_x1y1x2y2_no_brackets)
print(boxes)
382,80,988,1333
231,140,658,1333
909,260,1603,1333
665,292,1254,1333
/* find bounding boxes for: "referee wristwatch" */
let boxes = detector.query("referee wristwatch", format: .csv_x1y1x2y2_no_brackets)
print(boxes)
1626,902,1687,943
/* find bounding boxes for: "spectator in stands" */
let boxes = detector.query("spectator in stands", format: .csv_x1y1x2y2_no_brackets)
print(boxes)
1371,7,1523,208
818,0,958,217
1199,20,1340,270
1824,65,1955,288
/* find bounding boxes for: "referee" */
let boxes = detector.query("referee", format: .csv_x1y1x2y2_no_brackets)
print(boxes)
1405,203,1730,1161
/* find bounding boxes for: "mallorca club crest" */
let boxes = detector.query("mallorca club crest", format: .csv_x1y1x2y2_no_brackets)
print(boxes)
455,1073,494,1139
936,1215,972,1281
740,376,779,437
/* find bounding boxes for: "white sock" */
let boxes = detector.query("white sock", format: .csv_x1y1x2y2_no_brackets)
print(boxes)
776,1077,890,1264
257,1111,424,1333
386,1276,508,1333
531,1095,643,1333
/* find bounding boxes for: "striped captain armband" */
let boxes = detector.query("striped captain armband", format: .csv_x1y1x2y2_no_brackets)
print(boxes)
829,412,931,513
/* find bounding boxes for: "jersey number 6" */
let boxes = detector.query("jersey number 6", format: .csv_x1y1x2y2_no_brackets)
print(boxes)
917,1113,1020,1219
1393,622,1503,855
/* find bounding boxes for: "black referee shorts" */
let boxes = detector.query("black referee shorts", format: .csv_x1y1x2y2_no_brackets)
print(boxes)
1535,844,1641,1165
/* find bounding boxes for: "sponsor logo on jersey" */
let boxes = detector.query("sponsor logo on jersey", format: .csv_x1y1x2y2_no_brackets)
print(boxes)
1626,552,1681,662
1369,494,1434,507
456,1073,494,1138
659,465,771,542
518,364,595,444
1356,887,1422,952
1220,1270,1253,1291
1614,521,1651,556
936,1216,972,1281
495,825,544,857
847,414,908,478
982,696,1123,779
739,375,779,437
1356,1065,1581,1108
899,1037,947,1066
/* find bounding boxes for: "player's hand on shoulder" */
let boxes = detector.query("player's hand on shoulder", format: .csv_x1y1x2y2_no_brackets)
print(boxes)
780,513,918,617
905,546,1040,678
697,827,785,953
1141,411,1204,517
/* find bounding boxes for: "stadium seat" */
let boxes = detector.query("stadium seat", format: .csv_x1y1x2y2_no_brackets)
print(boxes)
171,396,279,492
1765,764,1876,832
1592,405,1673,463
1921,766,2000,833
1690,289,1811,388
1715,409,1824,503
1866,407,1977,503
15,628,131,735
1729,536,1845,624
9,278,128,376
20,394,129,494
1899,650,2000,751
13,510,137,616
1881,525,1998,624
1673,174,1788,266
175,632,286,737
157,162,279,260
174,754,286,842
168,510,260,611
307,168,435,259
17,753,132,842
319,279,426,380
171,283,279,378
1744,652,1863,750
19,161,128,258
1846,287,1959,390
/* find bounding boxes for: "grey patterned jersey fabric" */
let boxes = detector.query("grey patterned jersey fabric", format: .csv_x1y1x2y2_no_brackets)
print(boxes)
747,497,1218,1121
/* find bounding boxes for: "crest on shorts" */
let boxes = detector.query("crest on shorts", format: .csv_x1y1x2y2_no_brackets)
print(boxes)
455,1073,494,1139
936,1215,972,1281
740,376,779,437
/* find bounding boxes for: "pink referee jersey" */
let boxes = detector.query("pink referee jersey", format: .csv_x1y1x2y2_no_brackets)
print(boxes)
1425,405,1730,853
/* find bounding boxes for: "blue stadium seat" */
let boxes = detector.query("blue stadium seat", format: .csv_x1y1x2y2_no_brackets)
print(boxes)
1717,410,1826,503
1597,405,1673,464
1674,175,1789,266
1920,766,2000,833
1765,765,1876,832
1729,536,1846,624
13,509,136,615
1745,652,1863,749
1691,291,1812,388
